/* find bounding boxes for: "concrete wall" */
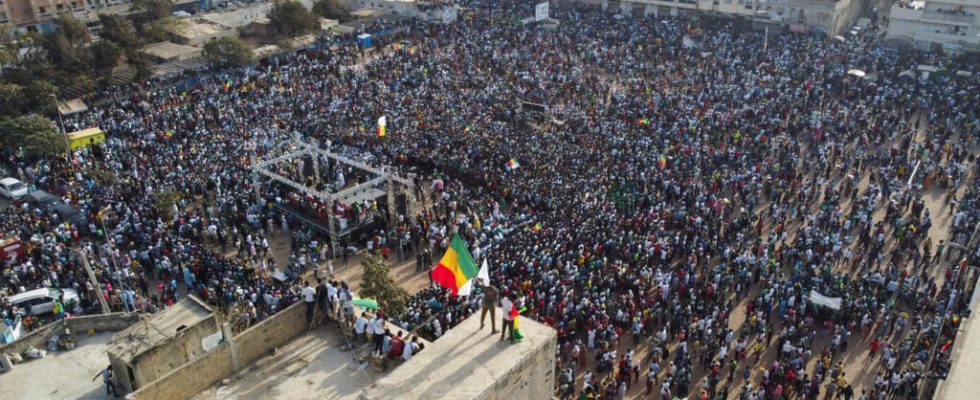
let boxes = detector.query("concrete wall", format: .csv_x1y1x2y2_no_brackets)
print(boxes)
128,302,314,400
481,327,557,400
129,314,220,389
127,344,233,400
0,312,139,357
360,310,558,400
234,299,309,366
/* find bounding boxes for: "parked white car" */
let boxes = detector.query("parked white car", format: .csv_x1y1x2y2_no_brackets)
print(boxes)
0,177,29,200
5,288,81,316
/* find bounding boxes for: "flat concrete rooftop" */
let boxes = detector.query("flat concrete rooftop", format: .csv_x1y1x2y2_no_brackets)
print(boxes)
360,307,557,400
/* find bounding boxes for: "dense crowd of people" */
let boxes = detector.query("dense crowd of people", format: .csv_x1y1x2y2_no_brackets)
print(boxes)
2,1,979,399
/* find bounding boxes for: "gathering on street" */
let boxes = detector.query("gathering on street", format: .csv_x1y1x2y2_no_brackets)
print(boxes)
2,1,979,399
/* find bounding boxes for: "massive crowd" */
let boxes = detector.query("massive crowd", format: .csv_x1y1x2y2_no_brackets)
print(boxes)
2,1,979,399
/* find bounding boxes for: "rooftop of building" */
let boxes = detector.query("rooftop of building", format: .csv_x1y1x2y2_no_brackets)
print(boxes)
190,326,388,400
935,283,980,400
173,20,235,38
360,308,557,400
200,3,274,29
106,296,213,361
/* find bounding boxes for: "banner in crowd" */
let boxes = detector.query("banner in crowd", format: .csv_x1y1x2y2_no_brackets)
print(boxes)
808,291,842,310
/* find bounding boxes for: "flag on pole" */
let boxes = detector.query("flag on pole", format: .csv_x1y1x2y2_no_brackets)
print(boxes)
432,234,478,296
456,258,490,297
377,116,387,137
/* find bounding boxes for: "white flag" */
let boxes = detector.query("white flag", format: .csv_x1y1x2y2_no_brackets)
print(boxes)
457,258,490,297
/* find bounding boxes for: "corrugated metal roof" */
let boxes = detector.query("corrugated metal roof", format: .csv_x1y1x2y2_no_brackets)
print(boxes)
107,296,213,361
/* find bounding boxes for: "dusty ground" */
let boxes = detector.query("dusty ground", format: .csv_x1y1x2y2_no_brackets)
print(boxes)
2,331,118,400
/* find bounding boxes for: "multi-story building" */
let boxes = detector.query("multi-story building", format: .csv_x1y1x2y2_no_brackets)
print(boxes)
886,0,979,54
596,0,866,36
0,0,128,34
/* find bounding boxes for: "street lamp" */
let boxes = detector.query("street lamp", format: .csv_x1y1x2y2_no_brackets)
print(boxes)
50,94,74,175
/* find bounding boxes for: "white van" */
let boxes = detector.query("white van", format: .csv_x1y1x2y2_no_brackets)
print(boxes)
5,288,81,316
0,177,29,200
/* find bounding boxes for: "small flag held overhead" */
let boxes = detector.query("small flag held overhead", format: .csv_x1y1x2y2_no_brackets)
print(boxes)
225,80,232,91
638,118,650,126
658,154,667,168
377,116,387,137
505,158,520,170
165,129,174,139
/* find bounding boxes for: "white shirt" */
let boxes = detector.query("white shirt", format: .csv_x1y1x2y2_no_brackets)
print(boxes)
355,317,368,334
302,286,315,302
501,298,513,320
403,341,415,361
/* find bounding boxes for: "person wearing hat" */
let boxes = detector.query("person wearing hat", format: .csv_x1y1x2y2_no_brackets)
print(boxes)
476,277,498,333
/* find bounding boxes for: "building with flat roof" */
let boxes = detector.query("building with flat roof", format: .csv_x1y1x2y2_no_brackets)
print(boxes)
345,0,458,23
1,0,128,34
886,0,979,54
597,0,866,36
142,41,204,62
106,295,219,395
360,308,558,400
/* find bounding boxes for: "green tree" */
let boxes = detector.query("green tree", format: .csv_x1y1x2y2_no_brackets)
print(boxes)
91,41,123,75
22,81,59,116
131,0,174,24
0,114,63,157
127,50,153,82
98,14,140,50
0,84,26,118
0,82,58,118
268,0,320,37
312,0,348,20
358,254,409,316
202,37,255,67
42,15,93,79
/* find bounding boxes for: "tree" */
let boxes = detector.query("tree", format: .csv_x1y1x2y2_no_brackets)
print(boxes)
151,189,182,220
42,15,93,79
98,14,139,50
358,254,409,316
127,50,153,82
21,81,59,116
131,0,174,24
268,0,320,37
203,37,254,67
0,114,63,157
0,84,26,118
91,41,123,75
313,0,349,20
0,82,57,118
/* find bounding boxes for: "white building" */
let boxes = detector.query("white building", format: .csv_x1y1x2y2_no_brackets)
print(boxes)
344,0,457,23
599,0,865,36
886,0,979,54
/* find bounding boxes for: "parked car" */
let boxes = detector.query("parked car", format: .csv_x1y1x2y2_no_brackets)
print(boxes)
5,287,81,316
0,177,29,200
26,190,63,212
53,204,88,228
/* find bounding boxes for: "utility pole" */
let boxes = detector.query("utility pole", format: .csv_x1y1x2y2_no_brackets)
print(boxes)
78,249,111,314
50,94,74,175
